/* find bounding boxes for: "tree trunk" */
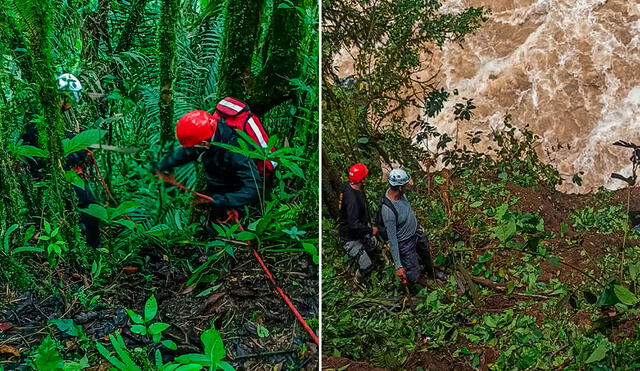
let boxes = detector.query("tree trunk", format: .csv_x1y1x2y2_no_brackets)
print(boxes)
250,0,304,116
159,0,178,147
216,0,263,101
0,122,27,234
28,0,81,246
322,148,342,220
116,0,149,53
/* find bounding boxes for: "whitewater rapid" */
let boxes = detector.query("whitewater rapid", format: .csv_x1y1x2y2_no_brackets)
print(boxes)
433,0,640,193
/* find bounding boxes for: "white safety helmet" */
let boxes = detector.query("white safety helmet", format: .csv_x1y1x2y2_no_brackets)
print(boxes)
389,168,410,186
57,73,83,102
57,73,82,91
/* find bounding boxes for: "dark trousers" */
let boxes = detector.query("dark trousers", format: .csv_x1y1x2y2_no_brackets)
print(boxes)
398,230,436,283
74,185,101,248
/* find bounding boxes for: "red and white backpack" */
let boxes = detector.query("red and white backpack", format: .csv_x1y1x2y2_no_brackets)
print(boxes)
212,97,277,176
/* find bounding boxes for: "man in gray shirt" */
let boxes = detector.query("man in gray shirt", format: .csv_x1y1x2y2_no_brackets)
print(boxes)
381,168,444,284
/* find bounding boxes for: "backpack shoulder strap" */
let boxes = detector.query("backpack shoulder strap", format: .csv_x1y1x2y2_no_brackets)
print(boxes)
380,196,398,219
338,182,349,211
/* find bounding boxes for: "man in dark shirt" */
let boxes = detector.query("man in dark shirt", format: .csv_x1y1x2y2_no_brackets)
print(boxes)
155,110,260,221
337,163,378,280
22,124,101,248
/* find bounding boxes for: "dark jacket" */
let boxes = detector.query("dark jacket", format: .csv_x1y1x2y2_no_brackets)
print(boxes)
337,182,372,241
157,120,261,210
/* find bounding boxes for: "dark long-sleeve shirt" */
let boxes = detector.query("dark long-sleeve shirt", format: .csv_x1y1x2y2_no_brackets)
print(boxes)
157,120,261,210
337,182,372,241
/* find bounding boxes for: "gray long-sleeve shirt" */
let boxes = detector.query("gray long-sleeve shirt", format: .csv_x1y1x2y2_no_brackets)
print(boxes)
381,191,418,269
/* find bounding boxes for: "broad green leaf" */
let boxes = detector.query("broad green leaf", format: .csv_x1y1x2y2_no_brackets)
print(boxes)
597,285,619,306
201,328,226,361
217,361,236,371
560,223,569,237
493,220,516,242
23,225,35,245
483,314,497,328
131,324,147,335
585,339,609,363
159,363,181,371
115,219,136,230
235,130,262,151
12,246,44,254
144,295,158,322
50,318,81,337
256,324,269,338
155,349,163,367
95,342,127,370
302,243,319,264
65,170,85,189
285,162,304,178
146,224,170,236
14,145,49,158
110,201,140,219
34,335,64,370
175,365,203,371
126,309,144,324
80,204,109,222
63,129,107,156
3,224,19,254
495,203,509,220
175,353,211,365
65,355,90,371
110,332,139,369
236,231,256,241
613,285,638,306
162,339,178,351
148,322,170,334
478,251,493,263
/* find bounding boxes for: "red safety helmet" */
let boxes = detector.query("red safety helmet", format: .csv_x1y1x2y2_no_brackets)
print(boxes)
176,110,218,147
349,163,369,184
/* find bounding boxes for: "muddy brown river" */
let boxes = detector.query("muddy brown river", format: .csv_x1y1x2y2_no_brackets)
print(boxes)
333,0,640,193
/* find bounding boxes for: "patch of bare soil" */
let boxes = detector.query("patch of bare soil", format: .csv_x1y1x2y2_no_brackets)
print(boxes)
322,356,387,370
481,294,518,311
610,314,639,342
403,347,474,371
0,246,318,370
507,183,640,287
507,184,579,235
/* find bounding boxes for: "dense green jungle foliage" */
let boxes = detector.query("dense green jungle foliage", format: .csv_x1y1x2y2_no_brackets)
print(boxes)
0,0,318,369
322,0,640,370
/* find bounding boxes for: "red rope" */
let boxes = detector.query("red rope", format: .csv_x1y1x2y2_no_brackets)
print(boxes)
154,171,213,202
226,214,319,345
152,172,318,345
86,149,116,202
252,248,319,345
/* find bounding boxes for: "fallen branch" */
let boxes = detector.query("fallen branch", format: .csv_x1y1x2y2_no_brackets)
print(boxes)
470,276,507,292
231,348,297,361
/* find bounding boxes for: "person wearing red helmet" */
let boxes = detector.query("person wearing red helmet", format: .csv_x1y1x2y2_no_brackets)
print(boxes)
155,110,260,220
337,163,379,281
